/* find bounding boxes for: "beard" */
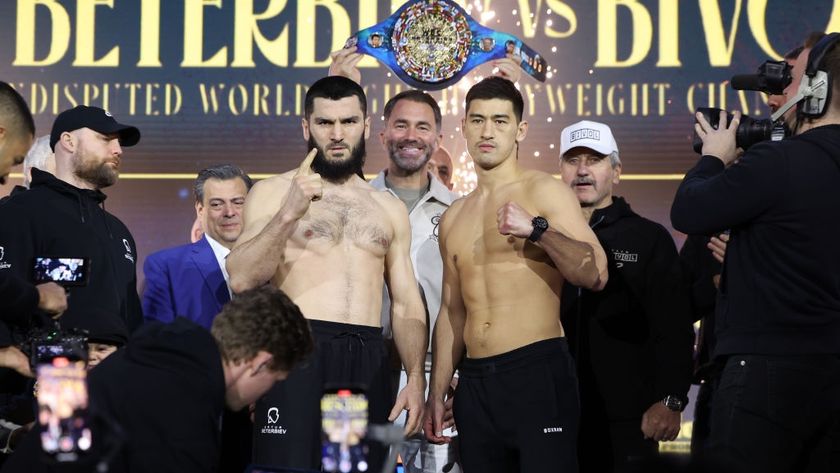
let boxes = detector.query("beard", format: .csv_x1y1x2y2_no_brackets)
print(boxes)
73,149,118,189
308,136,366,182
387,139,433,173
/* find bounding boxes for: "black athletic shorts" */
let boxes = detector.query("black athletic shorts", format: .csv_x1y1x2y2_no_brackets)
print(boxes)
454,337,580,473
252,320,392,471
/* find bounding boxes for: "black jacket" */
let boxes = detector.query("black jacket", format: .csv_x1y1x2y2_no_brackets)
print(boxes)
1,318,226,473
561,197,694,421
671,125,840,356
0,169,141,341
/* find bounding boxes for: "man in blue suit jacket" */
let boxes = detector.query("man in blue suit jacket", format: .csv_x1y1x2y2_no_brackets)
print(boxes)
143,164,252,329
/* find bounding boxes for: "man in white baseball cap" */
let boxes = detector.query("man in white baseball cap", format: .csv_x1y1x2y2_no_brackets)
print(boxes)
558,120,694,472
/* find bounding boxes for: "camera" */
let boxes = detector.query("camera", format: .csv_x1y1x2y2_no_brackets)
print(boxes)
692,107,788,153
730,60,792,95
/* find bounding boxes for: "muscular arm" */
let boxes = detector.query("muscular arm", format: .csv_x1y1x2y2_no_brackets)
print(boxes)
228,150,322,293
426,208,466,443
383,198,428,434
226,178,293,293
498,176,608,290
386,202,428,378
539,180,608,290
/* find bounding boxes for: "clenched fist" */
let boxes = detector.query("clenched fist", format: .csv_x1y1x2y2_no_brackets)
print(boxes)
496,201,535,239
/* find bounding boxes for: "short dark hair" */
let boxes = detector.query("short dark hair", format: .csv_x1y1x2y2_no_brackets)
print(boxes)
0,82,35,138
465,76,524,123
304,76,367,119
383,90,442,132
211,286,313,372
194,164,253,203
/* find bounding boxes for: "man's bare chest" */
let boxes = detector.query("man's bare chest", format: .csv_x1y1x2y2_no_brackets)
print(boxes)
294,193,392,253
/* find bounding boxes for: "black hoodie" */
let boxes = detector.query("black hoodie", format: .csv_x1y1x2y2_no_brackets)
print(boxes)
0,168,141,340
1,318,226,473
561,197,694,421
671,124,840,356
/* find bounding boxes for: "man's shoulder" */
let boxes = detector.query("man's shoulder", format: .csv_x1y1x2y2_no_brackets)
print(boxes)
147,241,199,264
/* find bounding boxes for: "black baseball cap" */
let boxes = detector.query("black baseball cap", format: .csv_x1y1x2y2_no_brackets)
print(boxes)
50,105,141,151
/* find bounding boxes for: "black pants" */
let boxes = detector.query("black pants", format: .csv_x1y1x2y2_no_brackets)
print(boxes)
578,416,658,473
703,354,840,473
454,338,580,473
251,320,392,472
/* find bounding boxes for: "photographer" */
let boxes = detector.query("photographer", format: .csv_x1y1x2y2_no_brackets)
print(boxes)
671,34,840,473
2,286,314,473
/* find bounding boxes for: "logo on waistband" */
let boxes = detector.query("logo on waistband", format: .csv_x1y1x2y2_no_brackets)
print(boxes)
543,426,564,434
260,406,288,435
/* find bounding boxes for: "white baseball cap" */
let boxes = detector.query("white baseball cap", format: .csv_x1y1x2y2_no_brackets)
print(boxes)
560,120,618,157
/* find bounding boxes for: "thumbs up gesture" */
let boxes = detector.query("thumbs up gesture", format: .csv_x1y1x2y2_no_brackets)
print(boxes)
281,148,323,221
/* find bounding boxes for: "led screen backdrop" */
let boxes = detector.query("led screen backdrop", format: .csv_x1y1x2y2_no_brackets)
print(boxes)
0,0,836,278
2,0,837,450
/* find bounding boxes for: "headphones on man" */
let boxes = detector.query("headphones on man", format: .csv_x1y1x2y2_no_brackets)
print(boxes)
797,32,840,118
771,32,840,123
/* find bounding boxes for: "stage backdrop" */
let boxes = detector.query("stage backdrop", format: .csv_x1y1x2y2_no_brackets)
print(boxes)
1,0,837,447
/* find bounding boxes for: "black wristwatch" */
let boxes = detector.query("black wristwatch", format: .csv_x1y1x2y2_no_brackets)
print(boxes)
662,395,685,412
528,216,549,242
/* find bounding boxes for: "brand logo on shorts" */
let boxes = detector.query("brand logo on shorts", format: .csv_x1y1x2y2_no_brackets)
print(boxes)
543,426,564,434
260,407,288,435
267,407,279,424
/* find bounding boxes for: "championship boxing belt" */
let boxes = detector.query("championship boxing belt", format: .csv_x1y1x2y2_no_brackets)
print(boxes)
345,0,548,90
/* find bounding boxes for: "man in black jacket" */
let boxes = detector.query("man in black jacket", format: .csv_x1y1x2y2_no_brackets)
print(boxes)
559,120,694,472
671,34,840,473
2,286,314,473
0,82,67,346
0,105,142,340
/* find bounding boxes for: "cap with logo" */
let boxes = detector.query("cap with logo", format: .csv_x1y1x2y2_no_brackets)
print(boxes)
560,120,618,157
49,105,141,151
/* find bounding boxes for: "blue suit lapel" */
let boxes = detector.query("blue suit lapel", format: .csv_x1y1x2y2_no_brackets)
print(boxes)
191,237,231,311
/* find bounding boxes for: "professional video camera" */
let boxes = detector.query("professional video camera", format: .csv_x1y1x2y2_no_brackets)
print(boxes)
731,59,792,95
692,59,793,153
692,107,788,153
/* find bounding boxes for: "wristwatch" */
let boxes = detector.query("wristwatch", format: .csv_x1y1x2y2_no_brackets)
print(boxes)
662,395,685,412
528,216,549,242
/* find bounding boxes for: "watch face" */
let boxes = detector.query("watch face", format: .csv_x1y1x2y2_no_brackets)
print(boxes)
534,217,549,231
392,0,472,84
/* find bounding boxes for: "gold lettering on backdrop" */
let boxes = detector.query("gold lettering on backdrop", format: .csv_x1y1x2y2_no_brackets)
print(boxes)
698,0,742,67
294,0,351,67
182,0,228,67
545,0,577,38
13,82,180,115
595,0,653,67
74,0,119,66
232,0,290,67
138,0,162,67
656,0,680,66
14,0,71,66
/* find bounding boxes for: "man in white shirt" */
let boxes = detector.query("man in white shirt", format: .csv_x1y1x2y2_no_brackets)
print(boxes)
369,90,459,473
142,164,252,328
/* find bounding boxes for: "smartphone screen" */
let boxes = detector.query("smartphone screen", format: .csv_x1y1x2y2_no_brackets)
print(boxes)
36,356,92,462
32,257,89,286
321,389,368,473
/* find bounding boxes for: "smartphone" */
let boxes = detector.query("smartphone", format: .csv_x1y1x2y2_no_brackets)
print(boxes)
33,336,92,462
321,388,369,473
32,257,90,286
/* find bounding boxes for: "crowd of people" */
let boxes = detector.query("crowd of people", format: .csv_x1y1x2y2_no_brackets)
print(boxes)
0,32,838,473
